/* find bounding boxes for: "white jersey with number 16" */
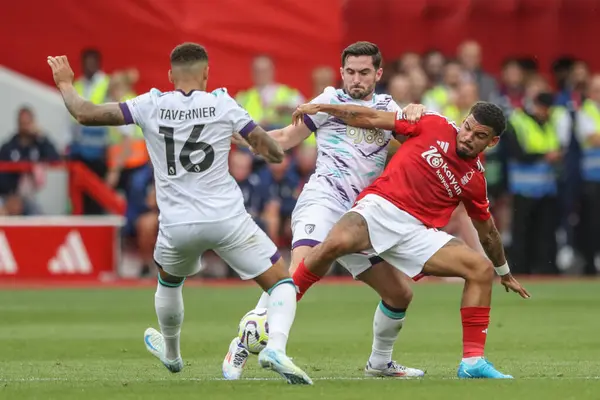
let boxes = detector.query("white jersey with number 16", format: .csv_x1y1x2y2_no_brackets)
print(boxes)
120,88,257,226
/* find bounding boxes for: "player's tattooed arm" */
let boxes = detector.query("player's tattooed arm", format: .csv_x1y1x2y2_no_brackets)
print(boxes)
47,55,126,126
60,85,126,126
293,104,396,131
246,126,285,163
471,217,507,267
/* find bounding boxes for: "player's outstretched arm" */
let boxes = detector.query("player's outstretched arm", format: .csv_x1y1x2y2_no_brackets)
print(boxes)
268,124,312,151
471,217,531,299
293,103,395,130
47,55,126,126
246,126,285,163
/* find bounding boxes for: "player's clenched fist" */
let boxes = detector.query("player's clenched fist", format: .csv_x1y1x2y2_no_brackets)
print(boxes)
47,56,74,88
292,104,321,126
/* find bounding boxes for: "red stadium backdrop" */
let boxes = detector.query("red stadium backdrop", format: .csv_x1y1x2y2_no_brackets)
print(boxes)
4,0,600,98
1,0,344,97
343,0,600,80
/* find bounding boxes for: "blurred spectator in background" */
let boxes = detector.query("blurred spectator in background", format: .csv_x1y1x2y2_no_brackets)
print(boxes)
69,48,110,214
312,66,335,98
443,81,479,123
259,153,299,243
293,143,317,192
398,52,422,74
457,40,498,102
506,92,562,274
551,57,576,92
423,49,446,87
106,70,149,192
407,68,428,104
494,58,526,112
388,74,412,108
555,60,589,110
236,55,304,130
124,163,156,277
0,106,60,215
423,60,464,113
230,149,269,231
576,74,600,276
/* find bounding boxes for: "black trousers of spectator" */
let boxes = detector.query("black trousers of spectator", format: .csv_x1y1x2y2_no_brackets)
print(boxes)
70,155,107,215
510,194,559,275
580,181,600,275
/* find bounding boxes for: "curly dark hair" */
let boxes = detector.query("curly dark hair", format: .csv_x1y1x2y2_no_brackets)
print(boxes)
170,43,208,65
469,101,507,137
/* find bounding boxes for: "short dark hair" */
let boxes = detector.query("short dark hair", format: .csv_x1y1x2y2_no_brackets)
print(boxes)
170,43,208,65
469,102,507,137
341,41,382,69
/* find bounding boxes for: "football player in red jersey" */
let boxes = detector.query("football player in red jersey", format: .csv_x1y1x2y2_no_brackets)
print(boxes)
291,101,529,379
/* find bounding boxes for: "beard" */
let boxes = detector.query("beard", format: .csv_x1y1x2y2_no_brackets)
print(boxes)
346,85,374,100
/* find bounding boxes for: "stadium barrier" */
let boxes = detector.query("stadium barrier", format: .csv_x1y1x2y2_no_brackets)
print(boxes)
0,161,126,282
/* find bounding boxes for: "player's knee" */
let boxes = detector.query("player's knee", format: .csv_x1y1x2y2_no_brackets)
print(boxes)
467,256,495,284
322,233,355,259
382,286,413,310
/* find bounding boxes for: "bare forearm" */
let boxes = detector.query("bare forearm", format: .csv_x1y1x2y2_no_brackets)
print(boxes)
315,104,378,128
268,125,311,151
58,83,125,126
479,225,507,267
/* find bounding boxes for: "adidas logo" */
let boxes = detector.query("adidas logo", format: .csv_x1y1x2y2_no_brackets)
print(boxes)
48,231,92,274
437,141,449,153
0,231,17,274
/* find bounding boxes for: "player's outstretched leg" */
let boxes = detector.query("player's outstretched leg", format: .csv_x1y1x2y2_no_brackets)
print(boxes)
423,239,512,379
254,257,313,385
357,257,424,378
143,264,184,373
222,245,313,380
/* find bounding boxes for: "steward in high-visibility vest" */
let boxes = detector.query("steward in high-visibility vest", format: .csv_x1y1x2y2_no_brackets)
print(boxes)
578,99,600,182
505,92,562,275
575,85,600,276
508,109,560,198
107,92,149,172
422,85,450,113
236,84,302,128
71,73,111,160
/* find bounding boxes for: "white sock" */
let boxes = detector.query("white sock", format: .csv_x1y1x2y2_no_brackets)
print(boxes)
462,356,484,365
255,291,270,309
155,280,184,361
369,301,405,369
265,279,297,353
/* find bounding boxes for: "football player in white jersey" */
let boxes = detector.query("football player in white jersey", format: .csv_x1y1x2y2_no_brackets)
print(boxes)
223,42,425,379
47,43,312,385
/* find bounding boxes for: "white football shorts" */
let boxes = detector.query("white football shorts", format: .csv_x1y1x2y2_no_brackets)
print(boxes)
154,212,280,279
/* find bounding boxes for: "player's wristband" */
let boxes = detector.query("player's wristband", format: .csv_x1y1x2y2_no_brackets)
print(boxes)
494,262,510,276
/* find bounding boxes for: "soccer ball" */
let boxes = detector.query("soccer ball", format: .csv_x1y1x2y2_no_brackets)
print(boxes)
238,308,269,354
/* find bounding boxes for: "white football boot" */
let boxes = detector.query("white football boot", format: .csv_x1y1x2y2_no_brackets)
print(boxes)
143,327,184,373
364,360,425,378
258,348,313,385
222,337,250,380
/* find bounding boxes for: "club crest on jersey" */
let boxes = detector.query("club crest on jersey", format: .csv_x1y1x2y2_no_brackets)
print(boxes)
461,170,475,185
305,224,315,234
421,146,444,168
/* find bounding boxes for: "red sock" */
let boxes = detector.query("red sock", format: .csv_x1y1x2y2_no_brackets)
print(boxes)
461,307,490,358
292,259,322,301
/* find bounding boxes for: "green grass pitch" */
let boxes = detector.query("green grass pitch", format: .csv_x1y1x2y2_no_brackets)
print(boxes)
1,280,599,399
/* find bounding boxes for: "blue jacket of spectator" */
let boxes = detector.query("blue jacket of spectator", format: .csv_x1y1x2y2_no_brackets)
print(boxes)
257,163,300,217
124,163,154,236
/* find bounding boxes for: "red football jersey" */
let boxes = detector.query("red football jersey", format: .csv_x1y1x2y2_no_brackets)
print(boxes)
358,112,490,228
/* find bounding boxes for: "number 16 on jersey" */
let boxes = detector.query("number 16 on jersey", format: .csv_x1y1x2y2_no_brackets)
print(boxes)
159,124,215,176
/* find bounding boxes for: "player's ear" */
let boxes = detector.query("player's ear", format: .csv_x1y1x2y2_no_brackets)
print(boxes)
204,65,209,81
168,70,173,84
488,136,500,148
375,68,383,82
339,67,344,80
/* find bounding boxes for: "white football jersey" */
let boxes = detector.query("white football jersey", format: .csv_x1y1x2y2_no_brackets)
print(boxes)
121,88,256,225
301,87,400,209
